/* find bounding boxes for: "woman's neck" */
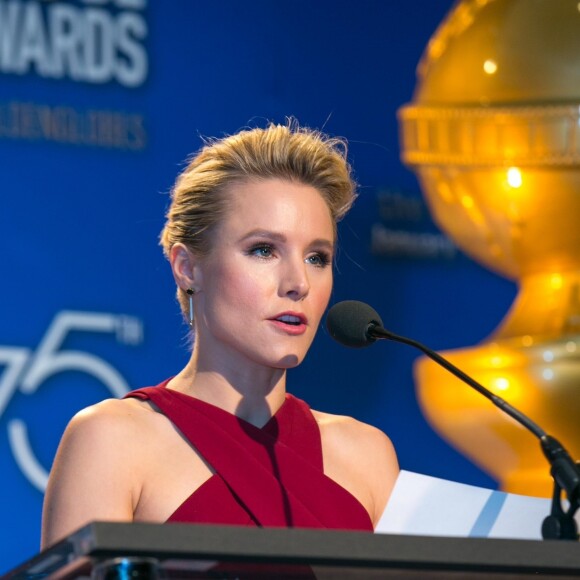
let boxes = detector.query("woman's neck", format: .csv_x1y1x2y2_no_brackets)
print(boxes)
168,353,287,428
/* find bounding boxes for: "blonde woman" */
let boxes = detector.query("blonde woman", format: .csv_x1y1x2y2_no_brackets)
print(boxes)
42,122,399,547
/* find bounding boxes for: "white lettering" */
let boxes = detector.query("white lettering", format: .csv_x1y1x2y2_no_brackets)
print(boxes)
15,1,50,75
115,11,147,87
0,0,149,87
0,0,21,72
49,3,84,80
84,8,114,83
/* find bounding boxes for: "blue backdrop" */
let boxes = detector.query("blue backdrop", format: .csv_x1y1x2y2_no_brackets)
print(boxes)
0,0,517,570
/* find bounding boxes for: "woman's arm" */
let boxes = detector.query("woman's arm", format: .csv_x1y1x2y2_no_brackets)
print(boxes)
41,400,140,548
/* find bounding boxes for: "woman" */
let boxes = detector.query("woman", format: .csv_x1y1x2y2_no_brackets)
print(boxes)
41,122,399,548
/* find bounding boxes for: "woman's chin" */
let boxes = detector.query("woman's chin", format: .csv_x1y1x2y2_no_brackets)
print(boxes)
273,353,302,369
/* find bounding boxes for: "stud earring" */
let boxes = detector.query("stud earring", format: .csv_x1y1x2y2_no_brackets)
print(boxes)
186,288,196,327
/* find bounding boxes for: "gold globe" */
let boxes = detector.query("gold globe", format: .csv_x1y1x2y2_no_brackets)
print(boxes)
398,0,580,496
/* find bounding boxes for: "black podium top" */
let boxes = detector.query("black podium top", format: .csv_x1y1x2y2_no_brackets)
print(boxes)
4,522,580,579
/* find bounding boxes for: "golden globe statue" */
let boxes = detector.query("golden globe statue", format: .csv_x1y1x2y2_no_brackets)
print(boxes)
398,0,580,496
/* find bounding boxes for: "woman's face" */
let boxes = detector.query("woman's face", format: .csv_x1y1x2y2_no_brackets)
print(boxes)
193,178,335,371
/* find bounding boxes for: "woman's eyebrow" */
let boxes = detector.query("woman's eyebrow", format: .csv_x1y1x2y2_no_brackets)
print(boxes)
239,230,334,250
239,229,287,243
309,238,335,252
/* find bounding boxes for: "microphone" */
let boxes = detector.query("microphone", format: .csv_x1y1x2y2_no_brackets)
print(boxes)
326,300,580,540
325,300,384,348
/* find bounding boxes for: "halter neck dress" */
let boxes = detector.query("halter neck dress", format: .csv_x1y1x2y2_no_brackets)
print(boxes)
125,380,373,531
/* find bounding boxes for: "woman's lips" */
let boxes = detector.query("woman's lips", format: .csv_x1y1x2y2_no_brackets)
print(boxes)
268,312,308,335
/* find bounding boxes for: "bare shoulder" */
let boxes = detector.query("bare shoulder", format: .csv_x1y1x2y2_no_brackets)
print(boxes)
313,409,394,449
67,396,153,433
47,396,161,500
42,397,155,548
312,410,398,480
57,397,155,456
311,409,399,527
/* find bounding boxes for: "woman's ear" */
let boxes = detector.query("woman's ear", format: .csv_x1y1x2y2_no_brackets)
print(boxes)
169,243,202,292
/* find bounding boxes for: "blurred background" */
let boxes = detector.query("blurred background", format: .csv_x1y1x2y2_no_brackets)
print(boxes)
0,0,538,570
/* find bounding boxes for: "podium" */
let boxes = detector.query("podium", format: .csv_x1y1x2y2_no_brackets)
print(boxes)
4,522,580,579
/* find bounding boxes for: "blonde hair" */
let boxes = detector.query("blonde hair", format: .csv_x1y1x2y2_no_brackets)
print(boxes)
160,121,357,315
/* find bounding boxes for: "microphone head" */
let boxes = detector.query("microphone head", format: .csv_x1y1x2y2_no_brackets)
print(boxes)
326,300,384,348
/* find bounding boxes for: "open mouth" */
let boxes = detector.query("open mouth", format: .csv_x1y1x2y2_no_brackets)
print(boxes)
276,315,303,326
269,313,308,335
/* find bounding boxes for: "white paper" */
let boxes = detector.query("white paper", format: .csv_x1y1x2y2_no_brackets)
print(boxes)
374,470,572,540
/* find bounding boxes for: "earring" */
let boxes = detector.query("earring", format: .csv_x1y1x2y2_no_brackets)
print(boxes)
186,288,196,328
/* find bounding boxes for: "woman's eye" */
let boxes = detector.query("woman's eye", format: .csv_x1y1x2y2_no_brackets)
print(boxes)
307,253,331,268
249,244,274,258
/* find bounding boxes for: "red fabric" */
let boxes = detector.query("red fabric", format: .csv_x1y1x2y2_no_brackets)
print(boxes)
125,380,373,531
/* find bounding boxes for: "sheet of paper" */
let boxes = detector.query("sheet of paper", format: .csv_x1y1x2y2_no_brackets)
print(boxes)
374,470,567,540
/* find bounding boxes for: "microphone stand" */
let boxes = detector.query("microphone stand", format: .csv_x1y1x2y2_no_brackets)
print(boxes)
369,324,580,541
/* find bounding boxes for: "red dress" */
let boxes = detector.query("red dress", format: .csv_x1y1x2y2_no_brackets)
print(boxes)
125,380,373,531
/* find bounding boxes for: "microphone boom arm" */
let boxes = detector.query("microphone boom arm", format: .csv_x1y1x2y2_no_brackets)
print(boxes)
368,323,580,541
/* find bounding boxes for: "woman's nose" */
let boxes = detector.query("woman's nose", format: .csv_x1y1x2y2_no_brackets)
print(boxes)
280,258,310,300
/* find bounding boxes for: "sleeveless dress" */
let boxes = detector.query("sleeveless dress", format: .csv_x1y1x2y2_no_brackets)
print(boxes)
125,380,373,531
